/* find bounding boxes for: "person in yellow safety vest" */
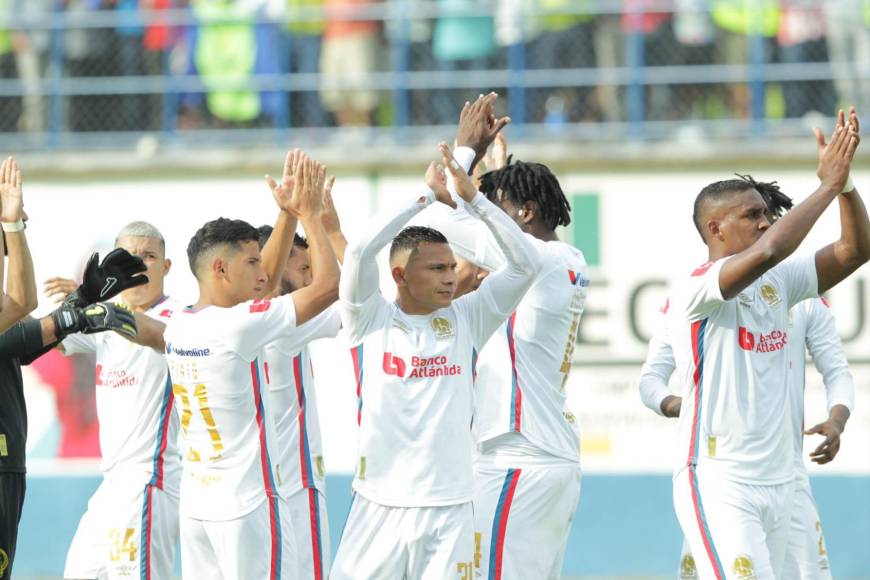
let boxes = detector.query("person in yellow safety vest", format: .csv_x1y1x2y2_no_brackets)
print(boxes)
0,0,23,132
191,0,261,124
710,0,782,119
284,0,328,127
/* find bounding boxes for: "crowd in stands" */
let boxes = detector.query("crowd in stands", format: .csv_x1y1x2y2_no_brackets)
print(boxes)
0,0,868,133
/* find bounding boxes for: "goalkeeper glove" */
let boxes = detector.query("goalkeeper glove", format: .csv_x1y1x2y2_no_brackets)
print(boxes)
64,248,149,308
51,302,138,341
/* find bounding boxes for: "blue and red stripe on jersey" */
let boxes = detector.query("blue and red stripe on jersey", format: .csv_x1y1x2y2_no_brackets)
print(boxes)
489,468,521,580
506,312,522,432
350,345,364,426
251,358,283,579
293,353,316,489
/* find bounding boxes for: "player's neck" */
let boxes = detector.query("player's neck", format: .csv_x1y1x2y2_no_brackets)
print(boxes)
533,227,558,242
194,286,241,309
396,294,438,316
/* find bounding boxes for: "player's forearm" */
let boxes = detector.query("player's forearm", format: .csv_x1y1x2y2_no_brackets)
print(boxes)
341,190,434,304
639,371,674,417
3,231,38,315
0,316,52,360
327,230,347,265
299,216,340,319
262,210,298,294
128,311,166,351
833,187,870,271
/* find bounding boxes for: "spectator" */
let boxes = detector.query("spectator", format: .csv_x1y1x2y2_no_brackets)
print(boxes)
320,0,382,127
284,0,328,127
0,0,23,132
530,0,596,122
115,0,149,130
777,2,836,119
386,0,433,125
710,0,781,118
431,0,495,125
823,0,870,114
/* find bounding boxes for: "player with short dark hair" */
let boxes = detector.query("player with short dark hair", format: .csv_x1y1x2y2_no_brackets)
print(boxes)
666,109,867,579
330,139,539,579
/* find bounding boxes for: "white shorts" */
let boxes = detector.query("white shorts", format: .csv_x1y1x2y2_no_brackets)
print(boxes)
331,494,474,580
285,488,330,580
179,496,296,580
64,475,179,580
473,455,581,580
673,466,794,580
676,474,831,580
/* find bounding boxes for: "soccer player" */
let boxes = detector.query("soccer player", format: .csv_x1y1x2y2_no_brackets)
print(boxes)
0,158,140,580
257,226,341,580
46,222,183,580
665,109,866,579
418,98,589,579
639,178,855,579
134,153,339,579
329,141,539,580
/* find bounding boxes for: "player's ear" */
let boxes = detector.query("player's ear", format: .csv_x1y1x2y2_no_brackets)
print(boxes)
707,219,722,243
391,264,407,287
162,258,172,276
521,201,536,225
212,256,227,280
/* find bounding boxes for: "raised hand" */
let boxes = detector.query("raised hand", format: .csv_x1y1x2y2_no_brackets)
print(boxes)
454,92,511,168
0,156,24,224
321,176,342,234
43,276,79,304
491,131,508,170
293,157,324,219
266,148,302,213
424,160,456,209
816,113,860,191
439,142,477,204
64,248,149,308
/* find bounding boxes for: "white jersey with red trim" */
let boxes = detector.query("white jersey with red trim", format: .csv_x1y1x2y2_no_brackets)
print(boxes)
787,298,854,482
666,255,818,485
473,240,589,462
164,296,297,521
63,296,182,494
340,187,538,508
263,305,342,498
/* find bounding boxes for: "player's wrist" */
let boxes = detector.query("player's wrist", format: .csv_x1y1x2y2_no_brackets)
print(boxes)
1,218,25,232
840,174,855,195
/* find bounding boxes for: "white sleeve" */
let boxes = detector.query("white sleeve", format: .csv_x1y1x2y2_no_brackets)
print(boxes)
412,203,506,272
339,189,435,344
773,254,819,308
639,312,677,416
804,299,855,413
675,259,727,321
218,295,297,360
278,305,342,355
61,332,98,355
453,192,540,348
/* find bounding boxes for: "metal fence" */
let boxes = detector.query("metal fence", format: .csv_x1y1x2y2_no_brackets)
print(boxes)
0,0,868,151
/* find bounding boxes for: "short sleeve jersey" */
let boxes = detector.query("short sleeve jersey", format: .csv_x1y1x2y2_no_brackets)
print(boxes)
164,296,297,521
667,255,818,484
262,305,341,498
473,239,589,462
62,297,182,493
341,286,512,507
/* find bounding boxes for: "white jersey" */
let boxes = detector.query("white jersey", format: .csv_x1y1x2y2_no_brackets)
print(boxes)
164,295,297,521
63,296,182,494
473,240,588,462
340,187,537,507
787,298,854,482
263,305,341,498
666,255,818,484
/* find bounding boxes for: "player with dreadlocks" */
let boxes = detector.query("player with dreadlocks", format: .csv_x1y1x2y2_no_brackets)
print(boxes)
640,171,855,579
415,94,589,579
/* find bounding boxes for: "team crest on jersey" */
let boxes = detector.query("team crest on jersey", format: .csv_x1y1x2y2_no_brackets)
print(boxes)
732,555,756,579
0,548,8,577
759,283,781,307
431,316,454,339
678,554,697,579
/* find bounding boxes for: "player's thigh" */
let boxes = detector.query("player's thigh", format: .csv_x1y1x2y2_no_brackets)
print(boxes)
103,484,179,580
179,516,221,580
332,495,407,580
64,478,118,580
0,473,25,580
673,468,776,580
286,488,330,580
762,481,795,578
409,502,475,580
783,483,832,580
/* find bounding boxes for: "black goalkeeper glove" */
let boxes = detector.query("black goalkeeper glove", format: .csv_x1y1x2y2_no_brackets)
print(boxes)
64,248,149,308
51,302,138,341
